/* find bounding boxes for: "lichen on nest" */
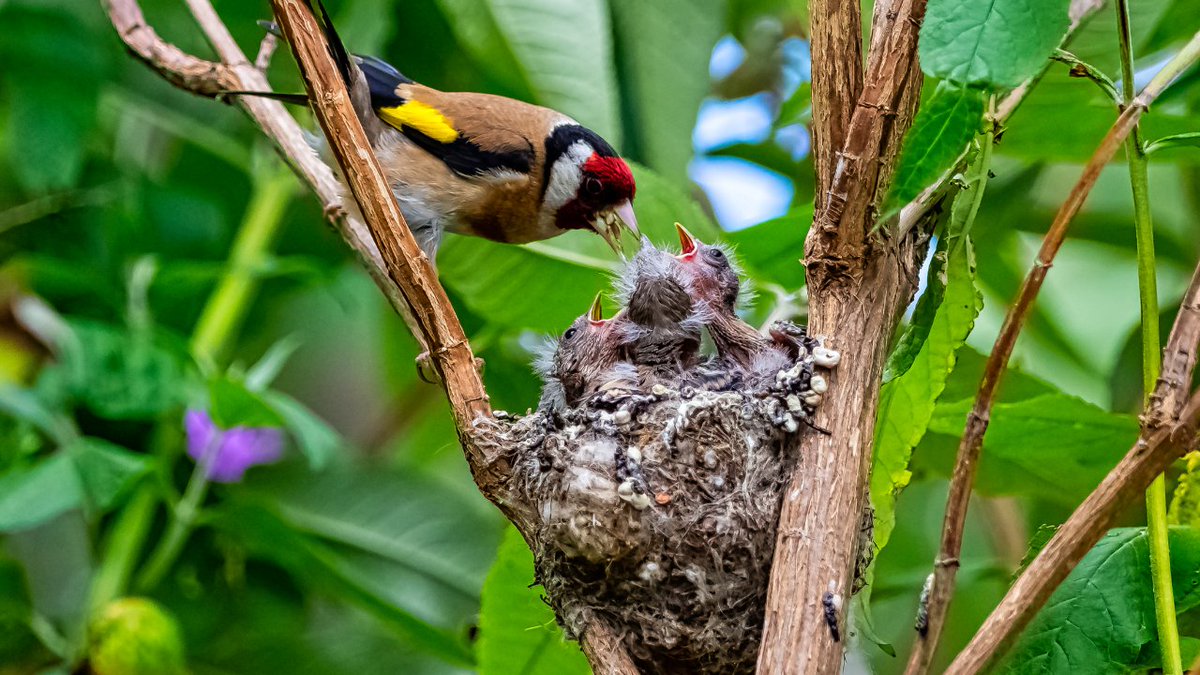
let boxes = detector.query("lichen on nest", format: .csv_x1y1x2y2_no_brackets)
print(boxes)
477,330,838,674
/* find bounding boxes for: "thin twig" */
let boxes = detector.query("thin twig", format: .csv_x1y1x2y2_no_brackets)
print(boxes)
908,31,1200,673
255,33,279,72
897,0,1104,237
101,0,419,348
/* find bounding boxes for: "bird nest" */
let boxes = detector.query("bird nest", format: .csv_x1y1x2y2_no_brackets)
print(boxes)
476,336,838,674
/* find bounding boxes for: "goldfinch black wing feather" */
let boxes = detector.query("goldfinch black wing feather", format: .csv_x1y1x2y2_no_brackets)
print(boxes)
355,58,534,178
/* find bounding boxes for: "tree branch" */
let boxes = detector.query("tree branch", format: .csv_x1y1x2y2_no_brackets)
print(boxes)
808,0,863,209
101,0,418,350
268,0,490,444
906,30,1200,673
898,0,1104,236
103,0,636,669
757,1,928,673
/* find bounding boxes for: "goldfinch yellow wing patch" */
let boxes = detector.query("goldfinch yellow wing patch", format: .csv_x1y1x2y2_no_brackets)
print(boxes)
377,101,458,143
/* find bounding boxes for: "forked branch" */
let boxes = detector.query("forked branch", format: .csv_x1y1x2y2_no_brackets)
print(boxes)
908,30,1200,673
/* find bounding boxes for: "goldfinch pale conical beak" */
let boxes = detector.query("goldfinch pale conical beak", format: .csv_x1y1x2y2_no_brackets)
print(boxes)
588,293,605,324
675,222,698,257
615,200,639,236
592,216,624,256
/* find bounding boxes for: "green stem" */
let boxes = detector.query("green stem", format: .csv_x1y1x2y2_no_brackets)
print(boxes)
88,167,296,607
135,433,218,591
191,169,297,365
88,487,157,612
1117,2,1181,673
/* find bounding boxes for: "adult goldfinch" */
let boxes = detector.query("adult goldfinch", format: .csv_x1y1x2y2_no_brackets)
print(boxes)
269,1,638,261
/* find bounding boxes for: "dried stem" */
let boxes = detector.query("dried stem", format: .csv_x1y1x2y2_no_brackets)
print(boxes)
101,0,420,347
757,0,928,672
946,262,1200,671
909,31,1200,672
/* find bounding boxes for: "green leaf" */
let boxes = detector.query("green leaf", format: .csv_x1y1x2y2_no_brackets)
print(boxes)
237,463,502,621
434,0,621,143
66,437,151,512
477,527,588,675
726,204,812,291
1169,452,1200,527
919,0,1071,89
1145,131,1200,155
0,386,74,446
0,455,83,532
261,391,340,470
57,320,190,421
610,0,722,183
998,69,1199,163
1000,527,1200,673
776,82,813,128
925,394,1138,504
214,502,475,667
885,83,985,213
871,218,981,570
438,163,718,332
207,377,284,429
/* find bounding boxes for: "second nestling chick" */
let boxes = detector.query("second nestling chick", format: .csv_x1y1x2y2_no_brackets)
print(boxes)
614,241,707,388
536,295,634,417
671,224,787,376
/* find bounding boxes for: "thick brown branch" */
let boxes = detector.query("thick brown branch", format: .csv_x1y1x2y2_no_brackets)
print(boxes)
757,1,928,673
579,619,641,675
809,0,926,257
907,31,1200,672
268,0,491,455
808,0,863,209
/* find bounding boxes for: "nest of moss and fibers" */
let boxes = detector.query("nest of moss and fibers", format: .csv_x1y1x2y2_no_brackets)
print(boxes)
476,331,839,674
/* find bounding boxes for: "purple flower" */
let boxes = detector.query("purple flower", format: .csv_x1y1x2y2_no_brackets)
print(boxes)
184,409,284,483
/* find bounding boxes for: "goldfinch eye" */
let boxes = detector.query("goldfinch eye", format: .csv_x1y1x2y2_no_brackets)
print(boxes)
583,177,603,196
564,327,579,340
704,248,725,263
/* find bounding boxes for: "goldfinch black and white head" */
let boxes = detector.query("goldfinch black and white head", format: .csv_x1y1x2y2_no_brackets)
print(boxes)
266,2,639,261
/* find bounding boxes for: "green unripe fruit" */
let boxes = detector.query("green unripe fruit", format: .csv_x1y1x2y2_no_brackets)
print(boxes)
88,597,187,675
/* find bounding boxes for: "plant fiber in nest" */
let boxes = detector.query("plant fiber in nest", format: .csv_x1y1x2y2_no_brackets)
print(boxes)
477,342,833,674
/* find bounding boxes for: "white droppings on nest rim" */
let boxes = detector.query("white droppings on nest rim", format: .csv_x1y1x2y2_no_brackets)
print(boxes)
813,346,841,367
810,374,828,393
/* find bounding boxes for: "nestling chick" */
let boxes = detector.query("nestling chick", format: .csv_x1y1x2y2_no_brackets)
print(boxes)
252,1,638,261
537,295,633,416
614,241,706,386
672,223,772,370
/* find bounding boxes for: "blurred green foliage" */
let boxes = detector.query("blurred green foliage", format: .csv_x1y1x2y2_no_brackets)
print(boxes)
0,0,1198,673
